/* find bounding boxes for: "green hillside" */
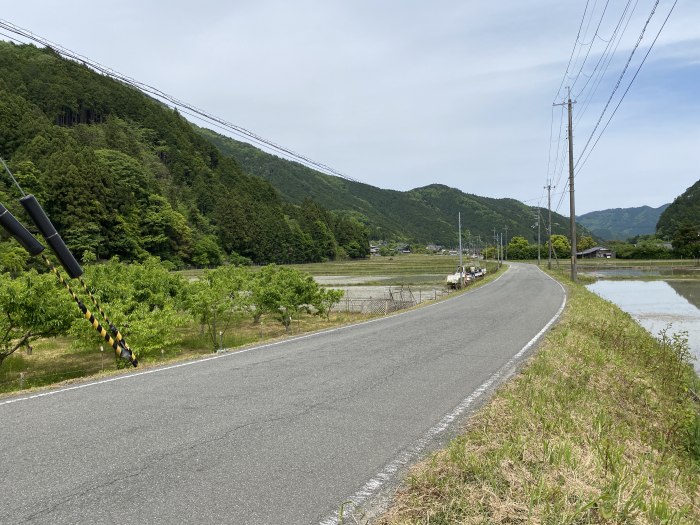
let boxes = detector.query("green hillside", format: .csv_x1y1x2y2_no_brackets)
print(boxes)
199,128,584,246
656,179,700,257
0,41,368,267
577,204,669,240
0,40,591,266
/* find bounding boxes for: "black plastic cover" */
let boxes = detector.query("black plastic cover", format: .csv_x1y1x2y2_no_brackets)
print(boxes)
20,194,83,278
0,202,45,255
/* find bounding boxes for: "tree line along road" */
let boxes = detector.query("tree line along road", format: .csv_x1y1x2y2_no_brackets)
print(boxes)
0,262,565,524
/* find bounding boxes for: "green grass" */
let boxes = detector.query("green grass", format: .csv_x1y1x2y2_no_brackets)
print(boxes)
180,254,498,286
290,254,499,279
379,275,700,524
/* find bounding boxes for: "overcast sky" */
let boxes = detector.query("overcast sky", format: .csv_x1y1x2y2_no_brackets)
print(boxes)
1,1,698,215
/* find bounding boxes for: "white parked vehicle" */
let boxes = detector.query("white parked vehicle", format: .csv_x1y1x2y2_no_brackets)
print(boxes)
446,266,486,288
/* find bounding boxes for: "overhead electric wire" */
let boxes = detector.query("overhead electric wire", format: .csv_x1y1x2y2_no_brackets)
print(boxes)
544,0,675,231
549,112,570,198
568,0,612,94
547,104,567,187
0,18,359,183
547,0,638,201
573,0,640,129
573,0,638,102
566,0,602,86
553,145,568,197
544,105,556,187
0,30,24,45
553,0,593,103
547,0,593,214
554,179,570,215
574,0,663,169
574,0,678,176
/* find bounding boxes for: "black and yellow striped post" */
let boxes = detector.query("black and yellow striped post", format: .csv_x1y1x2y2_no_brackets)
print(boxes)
41,255,138,367
77,276,134,358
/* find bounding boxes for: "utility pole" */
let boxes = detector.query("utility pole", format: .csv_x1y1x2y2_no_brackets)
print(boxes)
504,225,509,261
534,209,541,266
567,88,577,282
555,87,577,282
458,212,463,287
499,232,503,267
545,182,553,270
493,227,497,265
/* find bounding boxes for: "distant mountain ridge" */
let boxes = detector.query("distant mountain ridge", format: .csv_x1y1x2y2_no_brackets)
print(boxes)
577,204,670,240
198,128,593,246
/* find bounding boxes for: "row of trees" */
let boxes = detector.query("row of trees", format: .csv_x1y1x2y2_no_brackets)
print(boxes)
0,258,343,368
481,235,592,260
484,233,696,261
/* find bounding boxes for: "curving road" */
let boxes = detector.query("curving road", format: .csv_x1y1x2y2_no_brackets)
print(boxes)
0,263,564,524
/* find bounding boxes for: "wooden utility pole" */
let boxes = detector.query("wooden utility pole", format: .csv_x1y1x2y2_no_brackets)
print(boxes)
493,227,497,265
554,87,577,281
567,90,577,282
548,187,553,271
535,209,541,266
458,212,463,287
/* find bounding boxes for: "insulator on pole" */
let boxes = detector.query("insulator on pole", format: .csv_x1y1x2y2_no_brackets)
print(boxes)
0,203,45,255
20,194,83,278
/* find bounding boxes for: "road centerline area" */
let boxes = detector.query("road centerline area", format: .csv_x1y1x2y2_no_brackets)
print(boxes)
319,269,566,524
1,263,565,525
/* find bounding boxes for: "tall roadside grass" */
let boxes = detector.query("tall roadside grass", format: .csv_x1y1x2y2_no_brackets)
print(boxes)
379,280,700,524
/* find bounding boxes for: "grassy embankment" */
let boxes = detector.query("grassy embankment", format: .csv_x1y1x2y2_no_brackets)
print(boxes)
378,274,700,524
1,254,497,395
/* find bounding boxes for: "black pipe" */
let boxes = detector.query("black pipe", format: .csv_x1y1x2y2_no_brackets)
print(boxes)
0,203,45,256
20,194,83,278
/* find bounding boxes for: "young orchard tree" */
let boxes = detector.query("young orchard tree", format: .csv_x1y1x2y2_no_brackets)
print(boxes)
69,257,188,361
0,270,76,368
317,288,344,320
252,265,338,330
185,265,252,350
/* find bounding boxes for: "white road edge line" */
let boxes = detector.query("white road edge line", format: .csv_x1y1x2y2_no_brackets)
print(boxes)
0,267,510,408
318,267,567,525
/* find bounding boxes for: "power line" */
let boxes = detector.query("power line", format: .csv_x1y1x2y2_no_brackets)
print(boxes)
553,0,593,103
574,0,663,169
0,18,360,183
573,0,640,130
568,0,612,94
573,0,638,103
547,104,567,190
575,0,679,176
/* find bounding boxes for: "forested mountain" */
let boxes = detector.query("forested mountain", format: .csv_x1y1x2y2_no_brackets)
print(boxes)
0,40,589,268
199,128,586,246
0,41,369,267
577,204,670,241
656,180,700,257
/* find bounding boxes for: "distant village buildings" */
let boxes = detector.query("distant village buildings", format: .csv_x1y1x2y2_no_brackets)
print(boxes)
576,246,615,259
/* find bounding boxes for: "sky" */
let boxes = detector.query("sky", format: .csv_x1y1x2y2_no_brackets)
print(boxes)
1,1,698,215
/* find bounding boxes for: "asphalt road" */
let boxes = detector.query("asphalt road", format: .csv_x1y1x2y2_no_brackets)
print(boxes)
0,263,565,524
